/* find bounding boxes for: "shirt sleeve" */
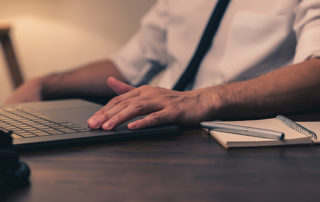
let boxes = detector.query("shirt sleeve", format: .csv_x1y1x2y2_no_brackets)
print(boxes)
110,0,169,85
293,0,320,63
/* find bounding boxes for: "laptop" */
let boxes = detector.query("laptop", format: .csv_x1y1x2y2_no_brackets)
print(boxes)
0,99,179,149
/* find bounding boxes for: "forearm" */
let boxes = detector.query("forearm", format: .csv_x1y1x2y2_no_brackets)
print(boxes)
210,58,320,119
39,59,127,100
86,58,320,130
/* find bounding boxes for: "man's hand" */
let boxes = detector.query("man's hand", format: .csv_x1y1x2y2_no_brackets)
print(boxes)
87,77,219,130
5,78,44,104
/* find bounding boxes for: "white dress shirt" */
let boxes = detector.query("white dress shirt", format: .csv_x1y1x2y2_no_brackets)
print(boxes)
111,0,320,90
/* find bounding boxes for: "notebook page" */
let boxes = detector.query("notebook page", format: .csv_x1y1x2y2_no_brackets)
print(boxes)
210,130,312,148
209,118,312,148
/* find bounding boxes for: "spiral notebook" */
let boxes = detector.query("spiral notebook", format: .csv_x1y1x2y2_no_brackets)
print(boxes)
202,115,320,148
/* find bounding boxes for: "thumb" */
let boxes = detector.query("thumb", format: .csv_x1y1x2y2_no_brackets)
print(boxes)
107,77,135,95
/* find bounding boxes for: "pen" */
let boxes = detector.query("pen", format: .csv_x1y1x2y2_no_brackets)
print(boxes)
200,122,285,140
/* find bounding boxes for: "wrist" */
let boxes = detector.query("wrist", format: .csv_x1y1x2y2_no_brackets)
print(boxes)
190,86,228,121
200,84,238,120
209,86,229,118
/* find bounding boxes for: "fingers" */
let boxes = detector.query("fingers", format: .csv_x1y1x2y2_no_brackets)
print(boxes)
90,85,140,126
107,77,135,95
100,100,160,130
128,109,175,130
88,97,161,130
87,91,139,129
87,85,195,131
87,88,161,129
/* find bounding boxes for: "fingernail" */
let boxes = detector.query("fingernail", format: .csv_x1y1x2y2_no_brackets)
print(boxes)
102,121,114,130
88,116,102,129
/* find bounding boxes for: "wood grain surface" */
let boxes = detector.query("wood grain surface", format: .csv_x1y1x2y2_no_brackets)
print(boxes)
2,128,320,202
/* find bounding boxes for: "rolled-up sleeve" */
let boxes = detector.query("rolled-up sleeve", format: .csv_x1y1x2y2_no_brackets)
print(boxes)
293,0,320,63
110,0,169,85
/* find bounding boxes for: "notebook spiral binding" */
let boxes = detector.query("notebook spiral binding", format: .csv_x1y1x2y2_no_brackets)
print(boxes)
276,115,318,140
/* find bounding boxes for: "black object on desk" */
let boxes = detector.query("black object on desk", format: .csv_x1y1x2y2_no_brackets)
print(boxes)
0,129,30,192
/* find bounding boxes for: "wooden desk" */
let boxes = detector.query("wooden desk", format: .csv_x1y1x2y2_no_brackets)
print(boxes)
3,127,320,202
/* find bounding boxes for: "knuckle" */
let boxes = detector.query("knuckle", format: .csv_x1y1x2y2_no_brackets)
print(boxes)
108,114,125,127
112,115,122,123
111,96,120,102
140,96,150,103
138,85,153,94
139,85,149,90
121,100,131,107
150,113,162,124
101,112,111,120
93,111,108,121
93,109,106,117
133,103,144,111
139,118,148,126
109,96,121,105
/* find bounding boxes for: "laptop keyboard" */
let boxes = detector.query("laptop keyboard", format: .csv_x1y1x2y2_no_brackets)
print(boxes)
0,106,90,139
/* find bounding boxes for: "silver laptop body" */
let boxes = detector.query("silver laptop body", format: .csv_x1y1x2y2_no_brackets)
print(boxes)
0,99,179,149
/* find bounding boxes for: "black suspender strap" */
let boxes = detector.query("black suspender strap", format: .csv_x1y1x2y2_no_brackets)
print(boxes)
172,0,231,91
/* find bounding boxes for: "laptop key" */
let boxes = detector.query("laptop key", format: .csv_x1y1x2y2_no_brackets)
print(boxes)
12,133,23,139
18,132,36,138
0,106,84,138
